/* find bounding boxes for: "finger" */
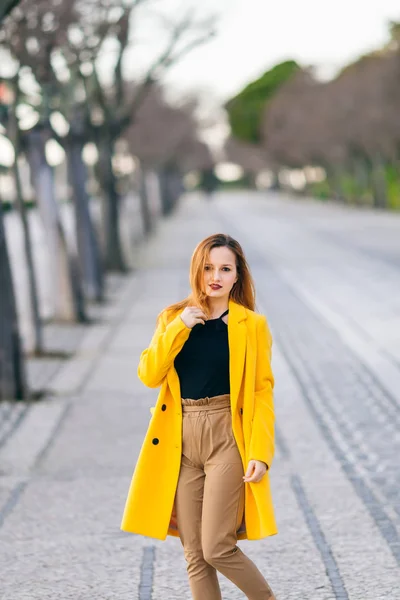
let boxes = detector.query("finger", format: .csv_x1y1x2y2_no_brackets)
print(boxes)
193,308,206,317
194,311,207,319
244,466,252,478
243,474,257,482
244,472,262,483
244,462,254,478
243,463,263,482
244,468,258,480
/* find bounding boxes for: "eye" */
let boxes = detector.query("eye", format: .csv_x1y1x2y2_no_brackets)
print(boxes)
223,267,231,272
204,265,211,271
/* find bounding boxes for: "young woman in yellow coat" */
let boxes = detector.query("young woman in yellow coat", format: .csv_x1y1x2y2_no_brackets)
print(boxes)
121,233,277,600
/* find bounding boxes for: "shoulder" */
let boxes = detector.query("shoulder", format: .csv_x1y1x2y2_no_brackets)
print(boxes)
157,306,183,327
244,308,272,341
230,301,268,326
243,306,267,325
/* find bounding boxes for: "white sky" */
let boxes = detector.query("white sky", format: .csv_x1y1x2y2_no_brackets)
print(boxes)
2,0,399,157
125,0,400,107
119,0,399,148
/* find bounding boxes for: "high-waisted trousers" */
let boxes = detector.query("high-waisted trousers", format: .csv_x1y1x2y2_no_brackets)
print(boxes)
174,394,276,600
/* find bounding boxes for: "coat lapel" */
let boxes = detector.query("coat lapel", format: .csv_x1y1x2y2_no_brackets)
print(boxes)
228,299,247,414
167,300,248,412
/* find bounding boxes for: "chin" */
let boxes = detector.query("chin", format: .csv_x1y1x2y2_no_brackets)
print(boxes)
208,290,230,299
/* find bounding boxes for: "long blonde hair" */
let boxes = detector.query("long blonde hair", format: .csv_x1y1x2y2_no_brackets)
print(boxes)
158,233,256,324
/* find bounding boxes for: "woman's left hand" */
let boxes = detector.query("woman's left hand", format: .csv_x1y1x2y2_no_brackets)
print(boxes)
243,460,268,483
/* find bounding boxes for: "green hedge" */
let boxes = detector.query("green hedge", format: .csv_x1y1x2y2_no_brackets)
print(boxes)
308,166,400,210
225,60,300,144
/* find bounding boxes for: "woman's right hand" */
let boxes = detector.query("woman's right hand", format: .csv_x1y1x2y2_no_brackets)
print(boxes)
180,306,207,329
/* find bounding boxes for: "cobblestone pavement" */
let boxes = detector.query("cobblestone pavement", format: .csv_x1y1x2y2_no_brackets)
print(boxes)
1,192,399,599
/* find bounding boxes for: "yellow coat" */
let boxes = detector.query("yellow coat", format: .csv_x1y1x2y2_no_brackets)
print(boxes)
120,298,277,540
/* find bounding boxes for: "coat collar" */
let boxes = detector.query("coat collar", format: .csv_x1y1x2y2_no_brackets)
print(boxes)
228,298,248,322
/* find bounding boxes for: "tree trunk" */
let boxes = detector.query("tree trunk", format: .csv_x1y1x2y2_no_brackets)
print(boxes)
138,164,153,235
25,127,86,322
270,169,281,191
158,168,170,215
323,164,340,201
12,156,44,353
371,152,388,209
247,171,257,189
146,169,163,223
9,96,44,355
331,163,349,203
158,166,182,216
97,137,127,272
0,199,28,401
67,139,105,302
352,156,370,204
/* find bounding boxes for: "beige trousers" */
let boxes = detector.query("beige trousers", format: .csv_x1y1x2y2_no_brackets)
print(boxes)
175,394,276,600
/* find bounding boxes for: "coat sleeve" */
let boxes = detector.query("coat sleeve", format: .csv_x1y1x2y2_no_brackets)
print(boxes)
248,315,275,470
137,310,191,388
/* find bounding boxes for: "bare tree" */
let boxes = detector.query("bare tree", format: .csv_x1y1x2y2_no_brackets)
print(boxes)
260,52,400,207
6,77,44,353
0,0,88,322
0,0,19,21
70,0,216,269
0,0,28,399
125,86,209,223
0,191,28,400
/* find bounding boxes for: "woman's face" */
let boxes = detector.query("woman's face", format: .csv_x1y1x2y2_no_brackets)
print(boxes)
203,246,238,300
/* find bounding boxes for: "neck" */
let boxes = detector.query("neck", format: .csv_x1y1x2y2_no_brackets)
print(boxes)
207,297,229,317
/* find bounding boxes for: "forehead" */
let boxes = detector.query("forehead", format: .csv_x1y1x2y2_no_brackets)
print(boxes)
207,246,236,264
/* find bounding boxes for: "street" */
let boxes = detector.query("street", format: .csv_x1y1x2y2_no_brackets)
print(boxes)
1,191,399,599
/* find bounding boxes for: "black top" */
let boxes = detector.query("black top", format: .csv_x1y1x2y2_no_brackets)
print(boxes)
174,309,230,400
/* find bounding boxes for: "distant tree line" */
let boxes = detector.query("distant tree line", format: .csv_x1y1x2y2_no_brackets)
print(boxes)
0,0,215,400
224,22,400,210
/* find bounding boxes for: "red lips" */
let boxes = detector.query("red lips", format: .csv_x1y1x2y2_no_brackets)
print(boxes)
210,284,222,290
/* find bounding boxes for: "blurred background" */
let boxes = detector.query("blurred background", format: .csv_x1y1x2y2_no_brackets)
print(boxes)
1,0,400,393
1,2,400,598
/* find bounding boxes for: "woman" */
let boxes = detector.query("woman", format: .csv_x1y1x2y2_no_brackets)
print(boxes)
121,233,278,600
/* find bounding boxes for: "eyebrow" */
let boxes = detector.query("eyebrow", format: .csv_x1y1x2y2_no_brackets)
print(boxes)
205,263,234,266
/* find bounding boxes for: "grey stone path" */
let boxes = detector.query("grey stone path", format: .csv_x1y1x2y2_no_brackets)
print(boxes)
0,273,126,451
1,193,142,451
1,191,399,599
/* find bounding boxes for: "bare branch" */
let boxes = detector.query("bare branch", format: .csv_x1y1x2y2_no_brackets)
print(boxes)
122,12,216,127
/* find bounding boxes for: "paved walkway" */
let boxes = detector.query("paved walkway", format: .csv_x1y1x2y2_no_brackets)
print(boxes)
1,195,143,449
1,191,399,599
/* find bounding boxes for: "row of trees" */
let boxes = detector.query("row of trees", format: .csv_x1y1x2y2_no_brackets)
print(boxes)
225,22,400,209
0,0,215,400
